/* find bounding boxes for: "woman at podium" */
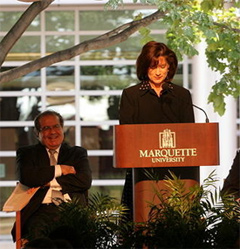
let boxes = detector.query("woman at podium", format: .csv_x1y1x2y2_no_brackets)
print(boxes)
119,41,199,221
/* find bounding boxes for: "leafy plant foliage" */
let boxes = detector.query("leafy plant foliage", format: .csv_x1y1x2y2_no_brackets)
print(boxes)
42,193,129,248
130,171,240,248
37,171,239,248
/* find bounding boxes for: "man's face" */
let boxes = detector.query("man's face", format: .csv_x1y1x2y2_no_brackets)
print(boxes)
37,114,64,150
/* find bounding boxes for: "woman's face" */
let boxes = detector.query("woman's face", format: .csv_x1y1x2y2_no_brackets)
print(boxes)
147,56,169,85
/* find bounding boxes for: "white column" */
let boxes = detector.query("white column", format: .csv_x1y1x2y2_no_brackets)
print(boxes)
192,41,237,189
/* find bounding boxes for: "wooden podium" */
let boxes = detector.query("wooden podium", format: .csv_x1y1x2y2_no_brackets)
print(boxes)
114,123,219,222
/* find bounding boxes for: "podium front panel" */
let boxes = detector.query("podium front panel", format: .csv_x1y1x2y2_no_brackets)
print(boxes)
114,123,219,168
134,179,199,223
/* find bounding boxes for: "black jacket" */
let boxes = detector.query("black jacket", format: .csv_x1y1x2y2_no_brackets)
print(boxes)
119,81,197,220
12,142,92,241
119,82,195,124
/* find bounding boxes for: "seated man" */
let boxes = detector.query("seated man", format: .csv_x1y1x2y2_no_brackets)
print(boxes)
11,110,92,242
221,150,240,201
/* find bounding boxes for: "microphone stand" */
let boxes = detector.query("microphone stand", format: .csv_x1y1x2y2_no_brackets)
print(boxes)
192,104,210,123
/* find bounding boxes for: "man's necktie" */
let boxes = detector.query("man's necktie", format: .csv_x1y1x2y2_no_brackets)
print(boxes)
49,149,57,165
48,149,64,205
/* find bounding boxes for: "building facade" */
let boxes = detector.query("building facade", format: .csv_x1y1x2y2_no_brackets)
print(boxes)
0,0,239,240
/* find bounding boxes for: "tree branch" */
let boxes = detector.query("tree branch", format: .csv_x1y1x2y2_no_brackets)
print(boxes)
213,21,240,33
0,10,164,84
0,0,54,66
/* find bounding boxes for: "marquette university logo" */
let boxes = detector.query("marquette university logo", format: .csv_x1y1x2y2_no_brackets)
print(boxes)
159,129,176,148
139,129,197,163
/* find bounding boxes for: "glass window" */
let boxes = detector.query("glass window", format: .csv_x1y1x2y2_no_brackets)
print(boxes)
90,185,123,202
80,65,137,90
79,95,120,122
79,10,135,31
45,11,74,32
174,64,184,86
148,19,168,30
0,12,40,32
5,36,41,61
0,128,20,150
0,158,17,180
0,217,15,238
46,97,76,118
80,34,166,60
46,35,74,53
46,66,75,91
0,12,22,32
188,64,192,88
64,126,76,147
0,187,15,207
0,96,41,121
0,127,37,149
79,9,162,31
88,156,125,179
0,68,41,91
80,35,142,60
81,125,114,150
0,97,20,121
0,186,16,236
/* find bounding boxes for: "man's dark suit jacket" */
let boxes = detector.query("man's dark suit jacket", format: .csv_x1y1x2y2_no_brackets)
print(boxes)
222,150,240,199
12,142,92,241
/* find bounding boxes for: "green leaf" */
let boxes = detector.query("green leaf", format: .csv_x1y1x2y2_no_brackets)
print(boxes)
201,0,214,12
208,92,226,116
138,27,154,44
201,0,223,11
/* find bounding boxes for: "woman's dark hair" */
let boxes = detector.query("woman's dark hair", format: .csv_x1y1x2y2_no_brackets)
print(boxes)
136,41,178,82
34,110,64,134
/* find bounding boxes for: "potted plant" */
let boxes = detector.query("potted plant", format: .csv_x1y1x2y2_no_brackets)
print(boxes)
123,170,239,248
29,171,239,248
33,192,128,248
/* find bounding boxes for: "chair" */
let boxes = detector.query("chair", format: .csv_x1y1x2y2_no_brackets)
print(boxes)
16,211,22,249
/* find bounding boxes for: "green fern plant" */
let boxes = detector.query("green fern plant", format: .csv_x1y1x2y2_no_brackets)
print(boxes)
35,172,239,248
126,170,240,248
43,193,129,249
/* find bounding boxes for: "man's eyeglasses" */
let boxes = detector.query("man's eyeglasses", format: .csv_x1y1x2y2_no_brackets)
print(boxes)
39,124,62,132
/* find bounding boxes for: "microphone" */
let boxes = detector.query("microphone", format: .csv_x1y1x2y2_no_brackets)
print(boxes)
163,82,210,123
192,104,209,123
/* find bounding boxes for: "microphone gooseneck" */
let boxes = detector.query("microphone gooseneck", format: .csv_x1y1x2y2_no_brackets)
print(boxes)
164,82,210,123
192,104,210,123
